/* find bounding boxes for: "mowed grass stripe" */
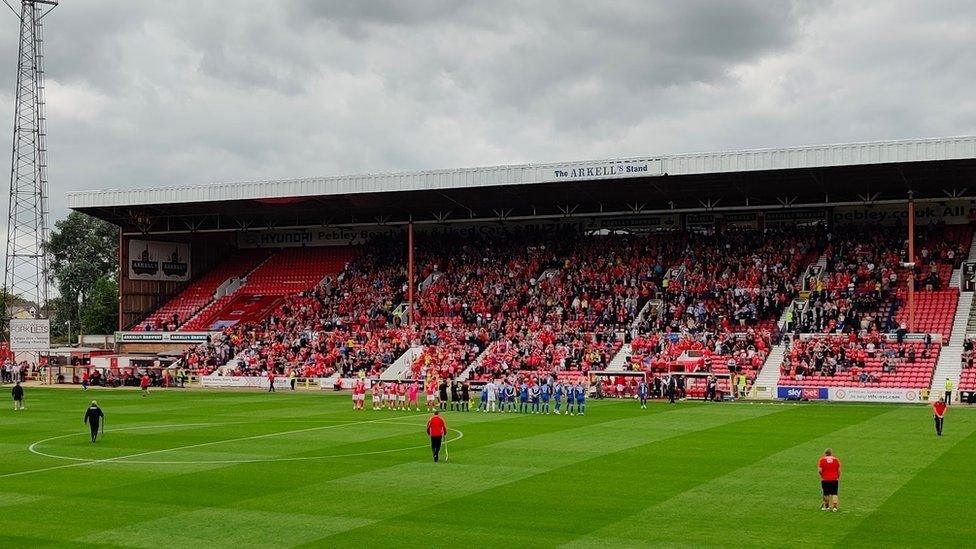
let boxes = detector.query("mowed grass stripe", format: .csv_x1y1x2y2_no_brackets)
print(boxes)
310,403,816,546
62,401,645,545
837,409,976,547
1,390,973,547
194,402,780,547
565,406,976,547
0,392,440,543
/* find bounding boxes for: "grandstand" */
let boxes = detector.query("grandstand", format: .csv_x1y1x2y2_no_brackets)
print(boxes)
67,136,976,402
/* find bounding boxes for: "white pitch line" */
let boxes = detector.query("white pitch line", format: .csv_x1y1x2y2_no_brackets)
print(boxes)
8,413,435,479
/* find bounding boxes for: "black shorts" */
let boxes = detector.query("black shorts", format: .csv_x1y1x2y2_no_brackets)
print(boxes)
821,480,839,496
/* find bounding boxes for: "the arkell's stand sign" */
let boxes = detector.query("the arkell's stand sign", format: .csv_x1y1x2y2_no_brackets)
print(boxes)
551,159,663,180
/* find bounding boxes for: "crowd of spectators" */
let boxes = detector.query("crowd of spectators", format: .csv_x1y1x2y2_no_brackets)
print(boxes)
779,333,937,386
164,221,969,388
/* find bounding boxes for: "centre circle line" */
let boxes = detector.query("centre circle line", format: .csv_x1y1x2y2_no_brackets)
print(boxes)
25,413,462,466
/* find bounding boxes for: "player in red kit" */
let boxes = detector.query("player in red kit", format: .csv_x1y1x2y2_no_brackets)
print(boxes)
371,382,381,411
426,411,447,462
818,448,841,512
933,400,947,436
425,380,437,411
140,374,151,397
353,379,366,410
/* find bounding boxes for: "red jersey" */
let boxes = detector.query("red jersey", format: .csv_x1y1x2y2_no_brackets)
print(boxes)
818,455,841,481
426,415,447,437
933,401,947,418
140,375,150,389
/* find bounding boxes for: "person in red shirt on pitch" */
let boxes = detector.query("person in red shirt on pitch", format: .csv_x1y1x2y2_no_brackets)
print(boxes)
933,400,947,436
139,374,151,397
818,448,841,512
267,370,276,393
426,411,447,462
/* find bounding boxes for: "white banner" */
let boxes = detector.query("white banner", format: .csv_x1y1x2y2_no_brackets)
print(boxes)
549,158,663,180
200,375,294,389
799,332,942,344
828,387,921,403
128,239,191,281
9,318,50,351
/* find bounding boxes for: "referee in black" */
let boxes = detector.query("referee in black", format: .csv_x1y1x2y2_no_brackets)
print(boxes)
84,400,104,443
438,379,449,411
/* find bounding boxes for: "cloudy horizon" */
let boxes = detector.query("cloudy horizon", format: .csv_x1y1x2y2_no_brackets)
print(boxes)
0,0,975,225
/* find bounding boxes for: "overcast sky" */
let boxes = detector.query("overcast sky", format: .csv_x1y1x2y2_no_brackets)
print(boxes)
1,0,975,227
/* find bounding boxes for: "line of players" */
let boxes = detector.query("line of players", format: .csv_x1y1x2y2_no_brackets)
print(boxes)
476,378,589,415
348,377,589,415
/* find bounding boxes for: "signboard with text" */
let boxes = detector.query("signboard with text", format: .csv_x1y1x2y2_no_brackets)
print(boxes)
10,318,50,351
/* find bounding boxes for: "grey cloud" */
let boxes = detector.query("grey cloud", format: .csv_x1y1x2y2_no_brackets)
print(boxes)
0,0,973,261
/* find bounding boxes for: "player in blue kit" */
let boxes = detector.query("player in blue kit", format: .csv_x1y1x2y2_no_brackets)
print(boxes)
575,382,586,415
638,377,649,409
478,384,489,412
518,382,529,414
565,382,576,415
553,382,564,414
530,384,540,413
540,382,551,414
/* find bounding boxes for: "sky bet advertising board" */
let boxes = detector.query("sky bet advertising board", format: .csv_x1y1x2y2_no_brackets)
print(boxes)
777,387,829,400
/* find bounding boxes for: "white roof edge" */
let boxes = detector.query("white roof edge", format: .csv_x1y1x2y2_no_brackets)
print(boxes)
67,135,976,210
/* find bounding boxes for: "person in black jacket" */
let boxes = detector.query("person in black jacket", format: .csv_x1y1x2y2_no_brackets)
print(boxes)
438,379,448,411
666,375,677,404
84,401,104,443
449,381,460,411
460,381,470,411
12,381,24,411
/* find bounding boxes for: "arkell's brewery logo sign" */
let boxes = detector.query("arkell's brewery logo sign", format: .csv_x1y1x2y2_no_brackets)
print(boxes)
131,245,159,276
128,239,191,282
162,249,188,278
552,159,662,180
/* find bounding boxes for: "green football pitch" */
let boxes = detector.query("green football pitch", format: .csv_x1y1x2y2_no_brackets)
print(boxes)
1,388,975,547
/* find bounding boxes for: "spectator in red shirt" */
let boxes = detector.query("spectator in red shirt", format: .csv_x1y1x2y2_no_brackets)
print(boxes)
426,411,447,462
818,448,841,512
933,400,947,436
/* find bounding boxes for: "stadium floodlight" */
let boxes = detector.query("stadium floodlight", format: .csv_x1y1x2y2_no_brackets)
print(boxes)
2,0,58,338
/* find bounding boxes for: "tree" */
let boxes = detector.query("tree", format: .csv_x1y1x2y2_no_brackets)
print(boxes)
46,212,119,336
80,278,118,336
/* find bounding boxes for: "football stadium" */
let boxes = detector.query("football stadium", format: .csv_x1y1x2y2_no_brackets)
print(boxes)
3,2,976,547
2,137,972,546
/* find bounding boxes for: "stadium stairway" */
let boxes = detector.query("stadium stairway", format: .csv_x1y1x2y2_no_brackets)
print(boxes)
605,343,632,372
749,343,786,399
179,253,275,330
379,345,423,381
929,291,973,401
458,346,491,381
